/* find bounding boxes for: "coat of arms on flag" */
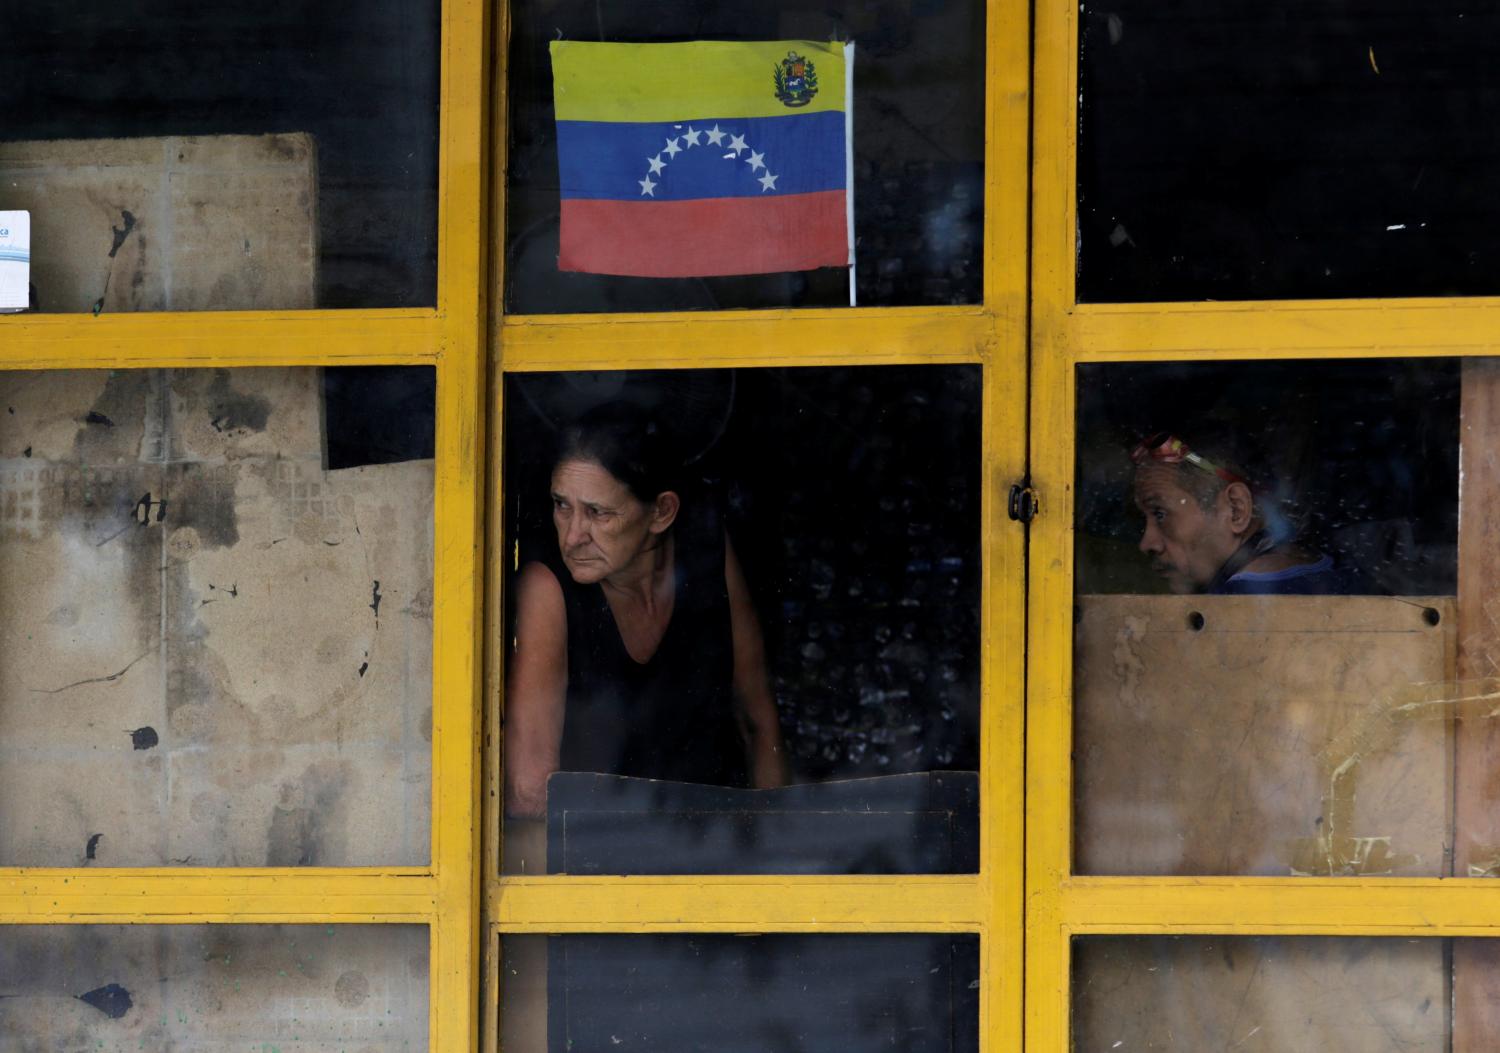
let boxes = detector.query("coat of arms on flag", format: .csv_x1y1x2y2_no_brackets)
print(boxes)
550,40,855,285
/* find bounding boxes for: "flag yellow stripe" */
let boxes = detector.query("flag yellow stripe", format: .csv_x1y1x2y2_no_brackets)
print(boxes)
551,40,846,122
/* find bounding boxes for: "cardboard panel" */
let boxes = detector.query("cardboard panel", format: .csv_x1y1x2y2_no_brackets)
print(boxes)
1075,594,1454,877
0,134,316,312
0,925,427,1050
0,369,432,866
1074,937,1446,1052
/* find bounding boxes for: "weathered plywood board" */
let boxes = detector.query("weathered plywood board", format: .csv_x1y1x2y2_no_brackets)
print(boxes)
0,924,427,1050
0,134,316,312
0,369,432,867
1453,359,1500,1051
1073,936,1446,1053
1075,594,1455,877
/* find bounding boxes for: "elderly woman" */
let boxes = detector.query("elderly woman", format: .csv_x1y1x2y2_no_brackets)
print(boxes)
504,407,788,819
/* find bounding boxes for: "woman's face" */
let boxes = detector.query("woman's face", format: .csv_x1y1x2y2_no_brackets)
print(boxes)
550,458,669,584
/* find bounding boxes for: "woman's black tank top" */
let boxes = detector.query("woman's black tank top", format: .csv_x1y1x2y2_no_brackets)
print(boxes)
538,503,747,787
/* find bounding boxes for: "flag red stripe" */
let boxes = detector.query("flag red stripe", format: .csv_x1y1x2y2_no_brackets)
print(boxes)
559,191,848,277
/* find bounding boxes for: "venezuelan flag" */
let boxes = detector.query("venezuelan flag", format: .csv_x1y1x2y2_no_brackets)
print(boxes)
551,40,854,278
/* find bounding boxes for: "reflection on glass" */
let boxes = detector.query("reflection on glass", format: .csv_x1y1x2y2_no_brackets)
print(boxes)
503,934,979,1053
5,3,439,311
504,0,984,314
0,368,435,866
502,367,981,874
1073,361,1468,876
1072,936,1455,1051
0,924,428,1049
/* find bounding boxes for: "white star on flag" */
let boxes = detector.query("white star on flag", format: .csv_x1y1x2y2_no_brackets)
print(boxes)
646,155,666,175
639,175,657,196
745,150,765,172
704,125,726,146
758,171,779,192
663,137,682,158
726,133,748,156
683,126,702,147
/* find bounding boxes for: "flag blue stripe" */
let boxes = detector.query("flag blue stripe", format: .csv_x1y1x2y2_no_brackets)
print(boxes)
557,111,846,202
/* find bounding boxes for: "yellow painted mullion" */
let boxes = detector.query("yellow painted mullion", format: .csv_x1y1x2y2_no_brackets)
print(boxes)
481,0,513,924
499,308,993,372
1027,919,1070,1053
1030,0,1079,326
1025,301,1079,1053
493,876,986,931
978,355,1025,1053
978,0,1032,1011
436,0,489,327
1070,298,1500,360
430,0,490,1041
1062,879,1500,933
0,310,442,369
431,344,485,1052
503,304,986,329
0,870,437,921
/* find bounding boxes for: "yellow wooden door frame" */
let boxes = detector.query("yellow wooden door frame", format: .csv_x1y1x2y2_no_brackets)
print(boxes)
484,0,1032,1050
1029,0,1500,1048
0,0,489,1048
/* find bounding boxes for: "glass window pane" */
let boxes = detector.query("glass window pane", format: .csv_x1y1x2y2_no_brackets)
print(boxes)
501,366,981,874
1073,936,1454,1050
503,1,985,314
3,2,439,312
502,934,978,1053
0,924,427,1049
1078,3,1500,302
0,367,435,865
1072,359,1474,876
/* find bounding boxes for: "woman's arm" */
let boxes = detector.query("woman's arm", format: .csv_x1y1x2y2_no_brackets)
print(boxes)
504,561,569,818
725,536,790,788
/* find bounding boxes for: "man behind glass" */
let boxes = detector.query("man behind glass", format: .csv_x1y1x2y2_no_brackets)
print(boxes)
1130,431,1354,595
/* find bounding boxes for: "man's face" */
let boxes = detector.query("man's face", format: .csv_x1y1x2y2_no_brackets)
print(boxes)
1132,462,1241,594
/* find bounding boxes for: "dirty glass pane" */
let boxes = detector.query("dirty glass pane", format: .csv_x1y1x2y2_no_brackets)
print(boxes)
1070,936,1495,1050
0,367,435,866
501,934,978,1053
1071,359,1482,877
2,2,438,312
1079,3,1500,302
0,924,427,1049
503,0,984,314
500,366,981,875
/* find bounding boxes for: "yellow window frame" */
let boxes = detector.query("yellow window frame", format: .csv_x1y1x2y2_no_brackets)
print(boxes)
484,0,1032,1049
1028,0,1500,1048
0,0,489,1048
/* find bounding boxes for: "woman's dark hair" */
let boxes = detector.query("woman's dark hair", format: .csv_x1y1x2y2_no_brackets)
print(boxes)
554,403,683,502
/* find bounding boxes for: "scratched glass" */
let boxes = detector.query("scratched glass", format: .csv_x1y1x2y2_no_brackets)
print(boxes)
1078,2,1500,302
1070,358,1486,877
0,924,428,1049
502,0,985,314
1,1,438,312
1071,936,1500,1050
500,933,980,1053
500,366,981,876
0,367,434,866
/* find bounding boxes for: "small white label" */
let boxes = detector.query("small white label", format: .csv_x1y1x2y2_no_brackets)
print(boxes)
0,210,30,312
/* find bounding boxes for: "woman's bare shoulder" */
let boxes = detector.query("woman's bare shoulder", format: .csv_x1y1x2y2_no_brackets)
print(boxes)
516,560,566,619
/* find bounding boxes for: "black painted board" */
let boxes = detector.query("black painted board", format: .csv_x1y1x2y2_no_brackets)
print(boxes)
545,771,979,875
548,934,980,1053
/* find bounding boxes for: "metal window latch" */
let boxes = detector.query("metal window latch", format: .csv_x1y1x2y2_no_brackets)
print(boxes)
1007,482,1039,524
